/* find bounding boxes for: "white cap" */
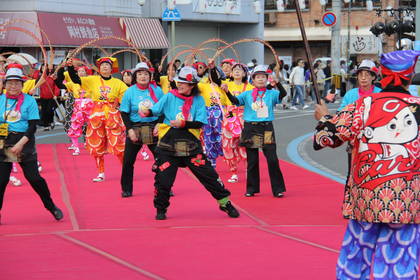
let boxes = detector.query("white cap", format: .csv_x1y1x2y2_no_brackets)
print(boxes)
133,62,151,73
251,65,269,77
356,59,378,77
247,62,254,68
4,64,25,81
174,66,200,84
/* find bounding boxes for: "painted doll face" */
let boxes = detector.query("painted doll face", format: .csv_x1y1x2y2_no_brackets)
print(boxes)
369,107,418,144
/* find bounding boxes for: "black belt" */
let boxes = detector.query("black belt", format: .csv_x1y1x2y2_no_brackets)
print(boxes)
132,121,158,126
246,121,272,126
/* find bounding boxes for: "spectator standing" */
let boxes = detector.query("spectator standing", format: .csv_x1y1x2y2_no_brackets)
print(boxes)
289,59,309,110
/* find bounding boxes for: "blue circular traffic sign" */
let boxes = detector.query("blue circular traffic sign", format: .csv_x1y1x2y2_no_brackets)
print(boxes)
322,12,337,27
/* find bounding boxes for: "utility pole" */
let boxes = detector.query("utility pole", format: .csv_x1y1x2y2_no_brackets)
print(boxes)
331,0,342,88
346,0,351,67
415,1,419,72
416,2,419,51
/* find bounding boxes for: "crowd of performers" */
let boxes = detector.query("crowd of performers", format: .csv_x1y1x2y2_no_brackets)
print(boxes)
0,53,289,222
0,46,419,279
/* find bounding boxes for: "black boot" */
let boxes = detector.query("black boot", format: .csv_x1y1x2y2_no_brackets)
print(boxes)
155,209,167,220
121,191,132,198
49,206,64,221
219,201,240,218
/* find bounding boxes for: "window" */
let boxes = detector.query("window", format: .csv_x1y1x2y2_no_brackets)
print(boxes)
264,0,310,11
264,0,277,10
325,0,381,10
399,0,415,8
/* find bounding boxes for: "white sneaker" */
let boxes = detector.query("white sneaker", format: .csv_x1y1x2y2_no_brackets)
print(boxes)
12,164,18,173
141,151,149,161
290,106,298,110
303,105,310,109
68,145,76,150
93,173,105,182
10,176,22,186
37,162,43,172
227,174,238,183
72,148,80,156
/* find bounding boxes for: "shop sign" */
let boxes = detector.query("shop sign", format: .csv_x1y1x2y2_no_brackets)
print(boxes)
341,35,382,55
194,0,241,14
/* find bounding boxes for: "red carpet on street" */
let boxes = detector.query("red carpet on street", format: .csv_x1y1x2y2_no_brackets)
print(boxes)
0,143,346,280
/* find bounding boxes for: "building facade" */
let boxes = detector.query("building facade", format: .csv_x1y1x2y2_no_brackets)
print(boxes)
263,0,414,67
0,0,265,69
142,0,264,66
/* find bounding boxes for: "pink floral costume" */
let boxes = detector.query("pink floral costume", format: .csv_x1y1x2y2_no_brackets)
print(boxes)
221,81,253,181
67,92,93,139
64,82,93,155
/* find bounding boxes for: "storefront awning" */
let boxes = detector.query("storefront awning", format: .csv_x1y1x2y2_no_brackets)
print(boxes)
120,18,169,49
37,12,128,48
0,12,170,50
0,12,41,46
264,27,373,42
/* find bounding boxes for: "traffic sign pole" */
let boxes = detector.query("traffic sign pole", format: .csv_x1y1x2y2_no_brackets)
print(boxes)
331,0,342,91
171,21,175,50
162,7,181,58
322,12,337,27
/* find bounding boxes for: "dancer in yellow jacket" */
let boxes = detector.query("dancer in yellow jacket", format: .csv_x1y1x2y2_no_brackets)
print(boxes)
68,57,128,182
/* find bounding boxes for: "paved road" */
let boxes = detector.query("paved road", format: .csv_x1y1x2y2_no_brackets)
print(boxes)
272,102,347,183
35,102,349,183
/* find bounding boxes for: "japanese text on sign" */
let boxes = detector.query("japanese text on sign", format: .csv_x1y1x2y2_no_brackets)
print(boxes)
63,16,102,39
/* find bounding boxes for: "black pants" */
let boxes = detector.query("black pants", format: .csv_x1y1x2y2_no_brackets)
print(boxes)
246,144,286,195
120,137,157,194
40,98,56,127
0,161,56,211
153,153,231,210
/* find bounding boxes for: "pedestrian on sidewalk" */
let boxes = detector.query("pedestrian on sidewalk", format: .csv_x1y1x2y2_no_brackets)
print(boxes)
0,64,63,224
289,59,309,110
314,50,420,280
225,65,287,198
140,66,239,220
119,62,164,198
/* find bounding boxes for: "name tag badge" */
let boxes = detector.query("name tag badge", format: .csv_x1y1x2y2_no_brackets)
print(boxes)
0,123,8,137
256,105,269,119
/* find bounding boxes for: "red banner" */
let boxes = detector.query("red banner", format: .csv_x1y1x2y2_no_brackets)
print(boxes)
0,12,41,46
37,12,128,47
